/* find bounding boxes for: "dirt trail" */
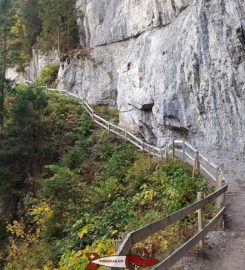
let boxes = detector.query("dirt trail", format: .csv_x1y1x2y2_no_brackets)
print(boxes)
177,154,245,270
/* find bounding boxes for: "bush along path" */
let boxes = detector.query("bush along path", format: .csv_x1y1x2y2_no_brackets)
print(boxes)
0,86,215,270
55,89,244,270
45,89,228,270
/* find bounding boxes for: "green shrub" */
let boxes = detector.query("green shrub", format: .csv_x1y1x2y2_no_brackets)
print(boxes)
1,90,214,270
60,147,87,170
41,165,85,206
0,85,50,220
98,177,120,202
159,160,208,213
38,64,60,87
103,143,136,180
96,132,121,160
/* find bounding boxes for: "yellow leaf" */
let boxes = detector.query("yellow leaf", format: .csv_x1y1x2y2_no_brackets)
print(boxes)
77,224,92,239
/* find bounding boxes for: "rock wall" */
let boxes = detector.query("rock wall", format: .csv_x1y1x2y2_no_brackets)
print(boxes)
76,0,189,47
58,0,245,156
26,47,60,82
6,68,25,84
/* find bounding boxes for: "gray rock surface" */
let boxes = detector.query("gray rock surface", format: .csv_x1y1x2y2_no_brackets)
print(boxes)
76,0,189,47
6,68,25,84
26,47,60,82
58,0,245,156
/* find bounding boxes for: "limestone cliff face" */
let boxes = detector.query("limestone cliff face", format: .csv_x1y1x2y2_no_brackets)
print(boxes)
7,47,59,84
76,0,189,47
26,47,60,82
58,0,245,155
6,68,25,84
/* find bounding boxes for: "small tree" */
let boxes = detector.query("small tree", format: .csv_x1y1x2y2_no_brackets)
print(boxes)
10,0,42,65
0,0,17,126
0,86,50,221
38,0,79,54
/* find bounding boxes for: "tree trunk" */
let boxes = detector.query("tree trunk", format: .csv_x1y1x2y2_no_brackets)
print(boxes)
0,26,7,127
57,21,61,55
0,77,4,127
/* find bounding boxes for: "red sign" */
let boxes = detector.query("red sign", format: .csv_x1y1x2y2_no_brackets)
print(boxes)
86,253,159,269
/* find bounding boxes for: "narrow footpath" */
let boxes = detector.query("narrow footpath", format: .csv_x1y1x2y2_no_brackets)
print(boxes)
178,154,245,270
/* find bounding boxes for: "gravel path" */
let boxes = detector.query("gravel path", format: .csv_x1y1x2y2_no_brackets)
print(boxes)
176,153,245,270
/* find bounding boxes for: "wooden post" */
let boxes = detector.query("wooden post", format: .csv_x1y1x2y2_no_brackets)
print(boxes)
192,158,196,178
216,168,225,229
197,192,204,249
115,239,122,254
196,151,200,172
216,169,224,208
108,121,111,133
165,144,168,160
192,151,200,178
160,149,163,161
142,141,145,152
108,239,123,270
182,140,186,160
124,131,127,139
172,140,175,159
112,234,128,270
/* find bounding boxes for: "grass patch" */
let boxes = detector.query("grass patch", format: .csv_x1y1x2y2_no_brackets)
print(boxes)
93,105,119,124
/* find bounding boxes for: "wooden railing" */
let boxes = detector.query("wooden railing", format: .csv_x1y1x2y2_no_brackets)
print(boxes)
48,88,163,158
112,139,227,270
47,88,228,270
114,185,227,267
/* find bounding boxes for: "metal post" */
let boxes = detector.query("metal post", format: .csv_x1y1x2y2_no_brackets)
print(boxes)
197,192,204,249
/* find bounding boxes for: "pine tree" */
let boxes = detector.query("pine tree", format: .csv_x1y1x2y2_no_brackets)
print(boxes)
11,0,42,64
0,86,50,221
38,0,79,54
0,0,13,126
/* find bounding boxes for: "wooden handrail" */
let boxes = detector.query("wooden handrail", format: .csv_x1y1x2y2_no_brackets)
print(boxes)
117,184,227,255
48,88,225,183
152,207,226,270
184,141,198,152
199,152,218,170
47,88,228,269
